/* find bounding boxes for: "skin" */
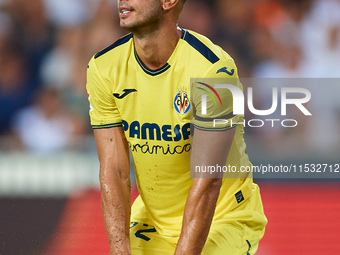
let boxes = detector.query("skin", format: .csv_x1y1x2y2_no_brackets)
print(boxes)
95,127,131,254
94,0,236,254
175,128,235,254
118,0,183,69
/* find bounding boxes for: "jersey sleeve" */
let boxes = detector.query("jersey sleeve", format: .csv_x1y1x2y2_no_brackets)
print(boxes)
191,57,244,131
86,56,122,129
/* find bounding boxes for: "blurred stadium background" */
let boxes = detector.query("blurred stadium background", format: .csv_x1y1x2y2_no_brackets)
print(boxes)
0,0,340,254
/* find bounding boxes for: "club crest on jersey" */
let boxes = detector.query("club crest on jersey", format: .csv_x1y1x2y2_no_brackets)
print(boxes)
174,88,190,114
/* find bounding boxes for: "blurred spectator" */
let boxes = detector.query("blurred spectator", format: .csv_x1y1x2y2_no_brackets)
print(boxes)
84,0,123,56
249,0,313,150
40,0,123,127
248,0,340,153
68,0,123,92
8,0,55,88
253,0,312,78
0,50,35,134
39,25,91,122
253,34,308,78
306,81,340,153
301,0,340,77
254,0,286,31
0,0,338,153
0,9,11,56
214,0,258,75
178,0,214,38
11,88,84,153
40,26,83,90
43,0,93,27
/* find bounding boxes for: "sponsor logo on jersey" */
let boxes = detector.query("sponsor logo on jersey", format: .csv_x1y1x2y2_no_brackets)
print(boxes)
113,89,137,99
121,120,191,155
174,88,190,114
122,120,190,142
217,66,235,76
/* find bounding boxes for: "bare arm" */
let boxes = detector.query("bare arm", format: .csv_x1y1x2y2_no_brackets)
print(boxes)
175,127,236,254
94,127,131,255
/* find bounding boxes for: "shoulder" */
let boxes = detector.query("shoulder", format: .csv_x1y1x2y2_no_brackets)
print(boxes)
90,33,133,70
180,29,238,77
94,33,133,59
181,30,233,63
88,33,133,75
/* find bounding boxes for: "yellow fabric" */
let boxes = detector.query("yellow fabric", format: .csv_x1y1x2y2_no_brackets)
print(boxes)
86,29,267,248
130,185,266,255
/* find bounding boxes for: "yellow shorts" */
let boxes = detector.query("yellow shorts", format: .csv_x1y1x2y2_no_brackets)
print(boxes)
130,221,262,255
130,222,176,255
130,186,267,255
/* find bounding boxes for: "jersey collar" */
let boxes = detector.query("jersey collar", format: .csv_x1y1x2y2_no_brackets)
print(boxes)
133,29,185,76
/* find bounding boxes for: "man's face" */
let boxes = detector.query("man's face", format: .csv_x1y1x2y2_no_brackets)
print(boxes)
118,0,163,32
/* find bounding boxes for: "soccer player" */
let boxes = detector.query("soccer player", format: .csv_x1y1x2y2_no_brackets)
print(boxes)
86,0,267,254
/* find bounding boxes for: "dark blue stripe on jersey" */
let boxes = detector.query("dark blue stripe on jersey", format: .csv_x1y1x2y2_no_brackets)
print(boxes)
182,30,220,64
134,49,171,76
181,29,186,39
193,124,237,132
195,112,235,122
134,29,186,76
95,33,133,59
92,123,122,129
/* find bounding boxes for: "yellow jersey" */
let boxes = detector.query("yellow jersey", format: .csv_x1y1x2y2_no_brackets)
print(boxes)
86,29,262,242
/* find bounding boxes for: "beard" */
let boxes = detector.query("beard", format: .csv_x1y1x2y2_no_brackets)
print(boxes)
119,0,163,35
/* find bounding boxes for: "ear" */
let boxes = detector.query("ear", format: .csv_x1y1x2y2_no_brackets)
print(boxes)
162,0,180,11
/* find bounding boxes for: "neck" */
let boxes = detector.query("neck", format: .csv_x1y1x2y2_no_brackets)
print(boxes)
133,24,182,70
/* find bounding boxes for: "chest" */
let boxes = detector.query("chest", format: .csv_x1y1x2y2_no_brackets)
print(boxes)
114,68,193,146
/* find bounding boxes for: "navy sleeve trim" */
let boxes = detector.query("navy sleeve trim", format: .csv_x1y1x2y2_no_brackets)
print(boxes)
192,124,237,132
195,112,235,122
92,123,123,129
95,34,133,59
182,30,220,64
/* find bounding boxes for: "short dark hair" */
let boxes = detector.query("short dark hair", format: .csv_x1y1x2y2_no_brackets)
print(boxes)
182,0,186,3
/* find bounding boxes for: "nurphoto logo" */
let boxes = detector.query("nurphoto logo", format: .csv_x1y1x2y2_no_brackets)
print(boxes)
198,82,312,128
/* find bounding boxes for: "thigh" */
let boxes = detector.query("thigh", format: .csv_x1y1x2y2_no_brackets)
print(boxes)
202,222,262,255
130,222,175,255
202,223,243,255
203,184,266,254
